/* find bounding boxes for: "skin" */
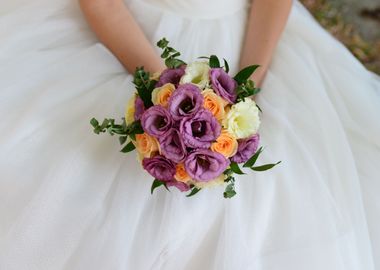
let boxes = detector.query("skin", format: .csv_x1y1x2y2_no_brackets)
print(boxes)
79,0,292,85
79,0,166,73
239,0,293,86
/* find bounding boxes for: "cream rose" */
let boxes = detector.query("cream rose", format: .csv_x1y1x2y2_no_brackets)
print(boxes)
190,174,226,189
180,61,210,89
151,83,175,107
223,98,260,139
202,88,228,121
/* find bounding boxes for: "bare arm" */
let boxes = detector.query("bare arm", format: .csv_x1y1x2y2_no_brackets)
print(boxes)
239,0,292,86
79,0,165,73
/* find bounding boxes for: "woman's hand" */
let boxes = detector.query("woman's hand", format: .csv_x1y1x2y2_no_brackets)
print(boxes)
79,0,165,74
239,0,292,87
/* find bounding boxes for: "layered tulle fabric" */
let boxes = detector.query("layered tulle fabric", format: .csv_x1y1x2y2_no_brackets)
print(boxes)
0,0,379,269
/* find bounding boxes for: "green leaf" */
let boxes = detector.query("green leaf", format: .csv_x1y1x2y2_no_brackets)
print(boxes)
109,126,127,135
171,52,181,58
151,179,165,194
223,168,232,175
197,56,210,60
100,119,111,129
126,120,144,136
223,183,237,198
161,49,170,58
166,46,176,53
224,175,235,183
122,117,127,130
90,118,99,128
230,162,245,175
120,141,136,153
223,58,230,73
165,58,186,69
209,55,220,68
119,136,128,145
243,147,263,168
250,161,281,171
157,38,186,69
157,38,169,49
186,187,201,197
252,87,261,96
133,67,154,108
163,183,170,192
234,65,260,84
256,104,263,113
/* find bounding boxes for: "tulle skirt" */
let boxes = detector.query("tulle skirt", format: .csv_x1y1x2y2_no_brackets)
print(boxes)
0,0,379,269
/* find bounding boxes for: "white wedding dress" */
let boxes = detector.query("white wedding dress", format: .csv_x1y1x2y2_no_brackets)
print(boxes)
1,0,379,269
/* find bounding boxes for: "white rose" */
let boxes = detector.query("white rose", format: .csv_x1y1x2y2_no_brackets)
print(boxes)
180,61,210,89
223,98,261,139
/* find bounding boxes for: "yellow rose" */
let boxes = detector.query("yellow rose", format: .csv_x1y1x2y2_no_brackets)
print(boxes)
223,98,260,139
150,71,161,81
134,133,159,158
125,94,136,125
211,129,238,158
174,163,191,183
202,89,228,121
190,174,226,189
151,83,175,107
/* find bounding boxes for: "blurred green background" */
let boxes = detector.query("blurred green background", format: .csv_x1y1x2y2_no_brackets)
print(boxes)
300,0,380,74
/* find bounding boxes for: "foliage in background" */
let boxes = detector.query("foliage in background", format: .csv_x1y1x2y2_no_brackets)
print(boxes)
301,0,380,74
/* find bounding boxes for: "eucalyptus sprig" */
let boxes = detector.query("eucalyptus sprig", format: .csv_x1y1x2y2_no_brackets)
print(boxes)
90,117,144,153
90,118,126,136
157,38,186,68
223,168,237,198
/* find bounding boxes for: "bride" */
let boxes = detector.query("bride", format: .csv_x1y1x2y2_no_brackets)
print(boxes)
0,0,379,269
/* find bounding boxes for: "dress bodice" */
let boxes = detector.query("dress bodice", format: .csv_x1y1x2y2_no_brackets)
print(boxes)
130,0,250,19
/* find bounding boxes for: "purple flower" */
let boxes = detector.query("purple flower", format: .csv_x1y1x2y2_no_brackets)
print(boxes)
156,67,185,87
168,83,204,120
141,105,173,137
180,109,221,149
134,96,145,121
210,68,237,104
142,155,176,181
159,128,187,163
185,149,230,182
166,180,191,192
231,134,260,163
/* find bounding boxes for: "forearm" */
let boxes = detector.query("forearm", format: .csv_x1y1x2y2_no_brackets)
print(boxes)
239,0,292,86
79,0,165,73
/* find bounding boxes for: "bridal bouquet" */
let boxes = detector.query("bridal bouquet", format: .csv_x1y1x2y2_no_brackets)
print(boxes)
91,38,280,198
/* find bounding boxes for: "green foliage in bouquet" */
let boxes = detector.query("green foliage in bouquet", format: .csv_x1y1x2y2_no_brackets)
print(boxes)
90,37,281,199
157,38,186,68
90,118,144,154
133,67,157,108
